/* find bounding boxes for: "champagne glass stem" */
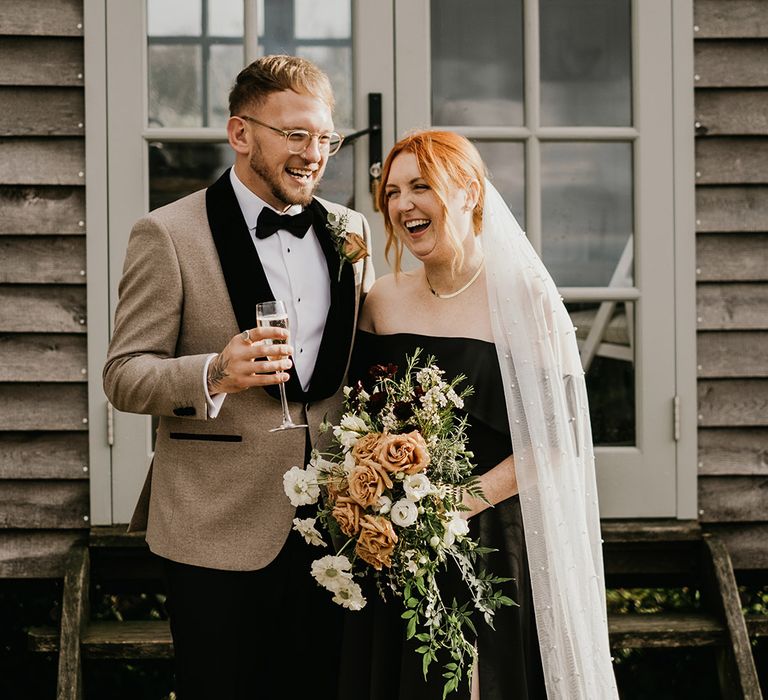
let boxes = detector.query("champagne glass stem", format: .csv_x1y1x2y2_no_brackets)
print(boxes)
278,382,292,427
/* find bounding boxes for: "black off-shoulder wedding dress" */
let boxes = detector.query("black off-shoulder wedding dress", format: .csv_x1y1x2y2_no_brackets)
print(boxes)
338,331,547,700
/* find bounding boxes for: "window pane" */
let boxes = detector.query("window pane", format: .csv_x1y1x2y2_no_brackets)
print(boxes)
540,0,631,126
148,0,201,36
541,142,633,287
148,142,232,211
294,0,351,39
148,45,203,128
297,46,353,129
316,144,354,209
431,0,524,126
473,141,525,227
208,0,243,37
567,302,635,446
209,44,244,126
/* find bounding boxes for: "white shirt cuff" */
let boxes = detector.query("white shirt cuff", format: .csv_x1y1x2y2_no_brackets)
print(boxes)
203,353,227,419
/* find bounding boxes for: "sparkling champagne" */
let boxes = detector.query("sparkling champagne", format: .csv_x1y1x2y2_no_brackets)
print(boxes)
255,300,306,431
257,314,289,345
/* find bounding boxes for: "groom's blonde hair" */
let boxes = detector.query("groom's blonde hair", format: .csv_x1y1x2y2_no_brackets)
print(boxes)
229,54,335,115
379,130,486,275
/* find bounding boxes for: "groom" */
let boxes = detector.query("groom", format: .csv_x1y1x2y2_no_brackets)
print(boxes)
103,55,374,699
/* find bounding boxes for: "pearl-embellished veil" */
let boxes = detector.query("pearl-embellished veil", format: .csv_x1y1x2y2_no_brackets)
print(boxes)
482,180,619,698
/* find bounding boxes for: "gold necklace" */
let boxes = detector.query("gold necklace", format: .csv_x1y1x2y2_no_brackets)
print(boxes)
425,260,485,299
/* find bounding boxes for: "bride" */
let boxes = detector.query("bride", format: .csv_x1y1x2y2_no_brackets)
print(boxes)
338,130,618,699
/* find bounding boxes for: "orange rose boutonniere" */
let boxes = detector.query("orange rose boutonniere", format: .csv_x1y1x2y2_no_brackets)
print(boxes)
327,211,369,281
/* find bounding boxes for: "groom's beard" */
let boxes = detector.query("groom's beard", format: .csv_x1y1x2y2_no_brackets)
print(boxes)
248,147,321,209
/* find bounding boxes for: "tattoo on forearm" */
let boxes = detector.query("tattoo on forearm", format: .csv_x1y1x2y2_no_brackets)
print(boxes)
207,354,229,393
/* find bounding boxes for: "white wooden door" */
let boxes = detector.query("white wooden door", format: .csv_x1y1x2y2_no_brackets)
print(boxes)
390,0,695,518
97,0,396,523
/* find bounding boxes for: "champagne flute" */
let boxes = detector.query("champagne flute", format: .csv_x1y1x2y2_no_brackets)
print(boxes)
255,300,307,431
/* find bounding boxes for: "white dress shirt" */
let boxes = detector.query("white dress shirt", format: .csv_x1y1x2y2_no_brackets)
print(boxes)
204,168,331,417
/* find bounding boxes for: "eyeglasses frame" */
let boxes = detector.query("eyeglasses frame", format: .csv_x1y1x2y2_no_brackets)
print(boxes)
237,115,344,156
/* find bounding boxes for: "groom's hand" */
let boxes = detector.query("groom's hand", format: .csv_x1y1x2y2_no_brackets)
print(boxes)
207,327,293,396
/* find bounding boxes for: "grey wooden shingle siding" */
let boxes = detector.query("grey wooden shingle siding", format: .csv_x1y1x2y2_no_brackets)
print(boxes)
694,0,768,568
0,0,88,577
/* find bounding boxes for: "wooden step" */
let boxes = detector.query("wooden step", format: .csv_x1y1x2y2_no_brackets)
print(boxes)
609,612,724,648
31,611,768,660
29,620,173,659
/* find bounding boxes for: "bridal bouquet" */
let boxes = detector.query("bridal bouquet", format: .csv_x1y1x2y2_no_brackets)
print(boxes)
283,351,513,696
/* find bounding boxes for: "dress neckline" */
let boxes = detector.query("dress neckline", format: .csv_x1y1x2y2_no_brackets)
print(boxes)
357,329,495,347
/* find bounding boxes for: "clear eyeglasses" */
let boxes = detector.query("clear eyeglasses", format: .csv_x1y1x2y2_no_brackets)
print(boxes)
238,115,344,156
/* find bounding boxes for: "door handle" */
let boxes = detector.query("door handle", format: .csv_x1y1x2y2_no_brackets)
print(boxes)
341,93,382,210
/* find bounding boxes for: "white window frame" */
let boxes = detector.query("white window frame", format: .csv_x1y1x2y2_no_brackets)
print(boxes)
85,0,695,523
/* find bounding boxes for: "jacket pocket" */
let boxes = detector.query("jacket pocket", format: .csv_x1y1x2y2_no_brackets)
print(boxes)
169,432,242,442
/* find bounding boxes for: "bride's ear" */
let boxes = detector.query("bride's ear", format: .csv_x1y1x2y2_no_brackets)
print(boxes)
464,179,481,211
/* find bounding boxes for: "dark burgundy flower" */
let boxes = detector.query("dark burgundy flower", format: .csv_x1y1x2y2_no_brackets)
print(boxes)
367,391,387,416
393,401,414,420
367,363,398,382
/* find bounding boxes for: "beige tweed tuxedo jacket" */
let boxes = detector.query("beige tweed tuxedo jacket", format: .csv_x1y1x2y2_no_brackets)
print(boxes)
103,169,374,570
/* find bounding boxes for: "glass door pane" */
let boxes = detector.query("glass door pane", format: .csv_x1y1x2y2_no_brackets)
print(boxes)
540,0,632,126
148,0,243,128
540,142,634,287
431,0,524,126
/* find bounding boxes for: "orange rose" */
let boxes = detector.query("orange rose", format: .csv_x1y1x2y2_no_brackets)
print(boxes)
341,232,369,264
352,432,392,488
376,431,430,476
355,514,398,570
347,462,386,508
325,475,349,504
332,496,363,537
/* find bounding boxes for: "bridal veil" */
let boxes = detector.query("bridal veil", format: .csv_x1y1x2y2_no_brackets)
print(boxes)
482,180,619,698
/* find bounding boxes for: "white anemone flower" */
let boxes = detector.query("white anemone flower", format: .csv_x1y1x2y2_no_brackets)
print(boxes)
390,498,419,528
403,473,432,501
283,466,320,507
310,555,353,592
332,580,367,610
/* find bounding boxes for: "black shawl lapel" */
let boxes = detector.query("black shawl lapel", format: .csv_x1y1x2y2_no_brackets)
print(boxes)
305,198,356,402
206,169,274,333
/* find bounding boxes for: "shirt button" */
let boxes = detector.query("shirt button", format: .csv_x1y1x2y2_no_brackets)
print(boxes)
287,247,291,253
299,348,303,354
297,298,301,303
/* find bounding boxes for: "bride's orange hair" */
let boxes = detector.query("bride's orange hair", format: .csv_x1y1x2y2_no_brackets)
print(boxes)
378,130,487,275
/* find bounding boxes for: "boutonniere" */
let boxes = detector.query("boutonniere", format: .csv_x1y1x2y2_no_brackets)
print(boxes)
327,211,369,282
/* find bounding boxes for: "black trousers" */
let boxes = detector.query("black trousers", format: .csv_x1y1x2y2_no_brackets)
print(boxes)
159,527,343,700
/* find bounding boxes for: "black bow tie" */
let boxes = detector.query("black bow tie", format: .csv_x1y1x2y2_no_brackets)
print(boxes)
255,207,313,240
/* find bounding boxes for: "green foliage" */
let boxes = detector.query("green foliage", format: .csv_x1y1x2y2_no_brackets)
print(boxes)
740,584,768,616
606,587,699,614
